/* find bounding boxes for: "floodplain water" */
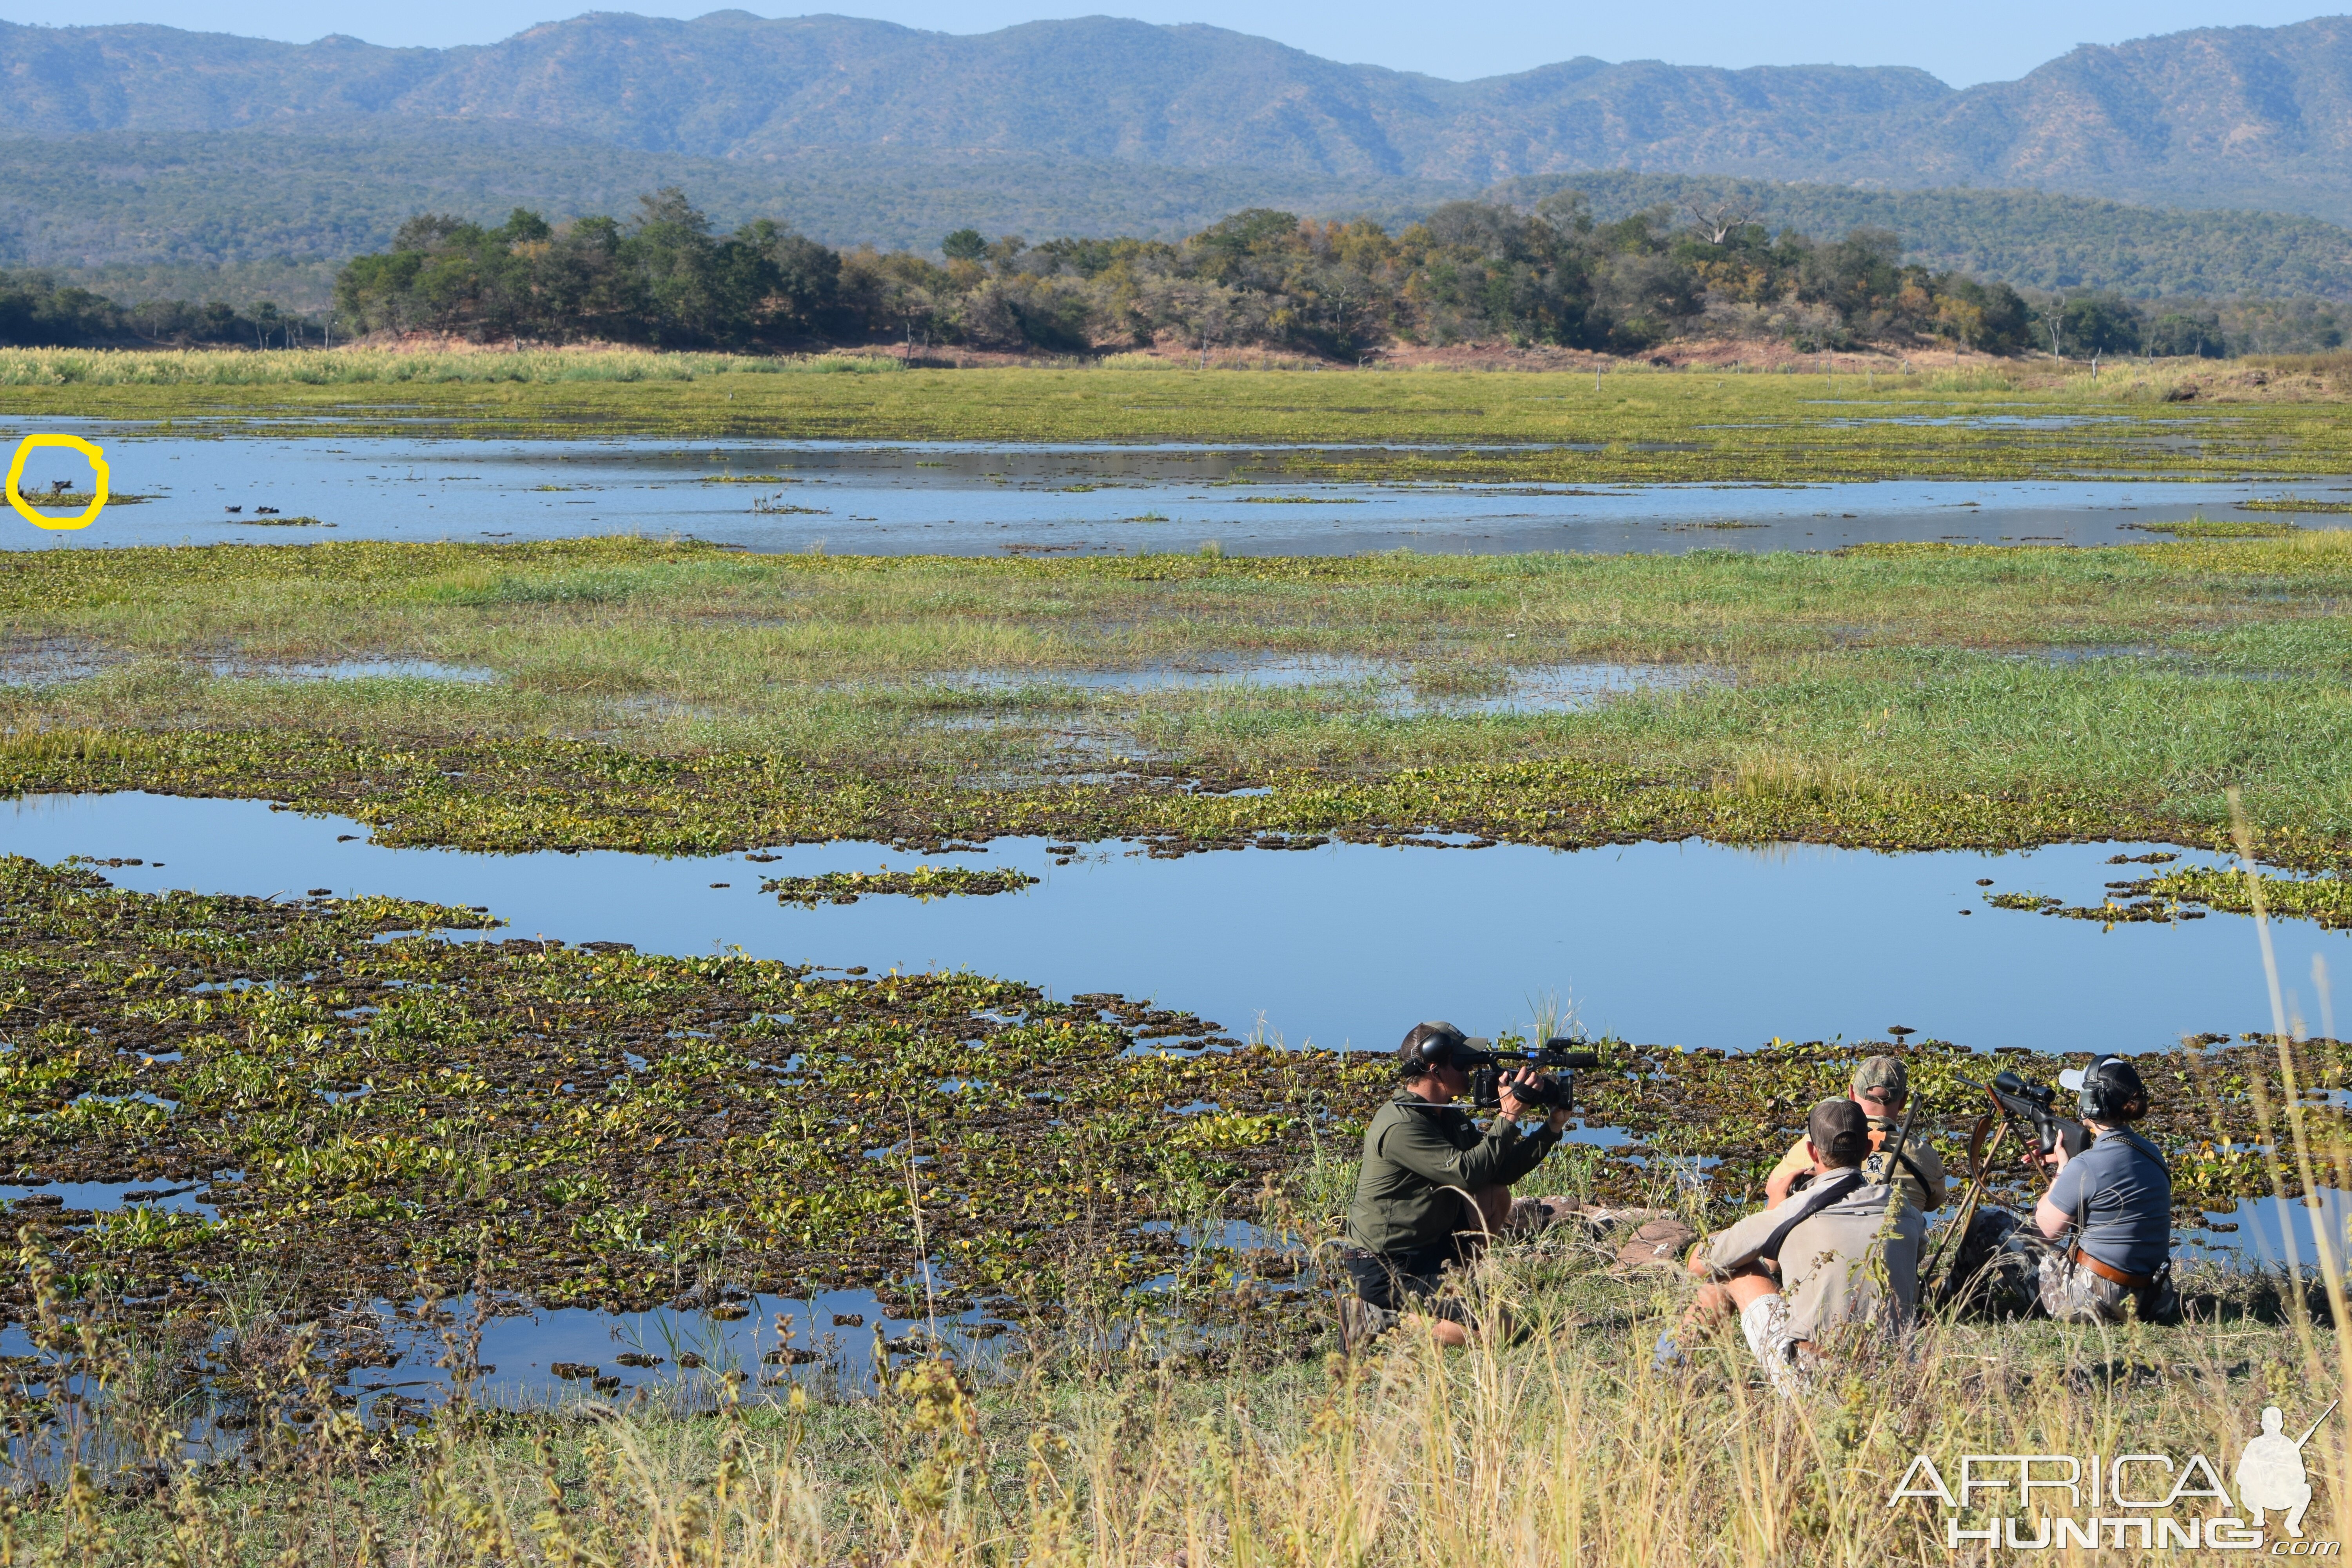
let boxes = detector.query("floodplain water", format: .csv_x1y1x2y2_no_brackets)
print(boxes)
2,790,2337,1057
5,430,2345,556
4,789,2343,1408
913,658,1719,713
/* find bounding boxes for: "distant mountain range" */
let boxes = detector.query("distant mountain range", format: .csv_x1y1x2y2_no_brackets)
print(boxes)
5,11,2352,309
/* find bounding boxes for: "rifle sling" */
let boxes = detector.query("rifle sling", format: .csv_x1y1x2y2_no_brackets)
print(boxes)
1873,1147,1933,1191
1753,1169,1868,1263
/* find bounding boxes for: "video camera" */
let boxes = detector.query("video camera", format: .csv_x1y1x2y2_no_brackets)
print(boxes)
1468,1038,1601,1114
1962,1069,2091,1161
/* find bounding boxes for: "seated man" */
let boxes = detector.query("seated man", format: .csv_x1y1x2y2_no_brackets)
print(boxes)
1339,1020,1570,1347
1765,1055,1946,1213
2022,1054,2178,1323
1668,1098,1926,1394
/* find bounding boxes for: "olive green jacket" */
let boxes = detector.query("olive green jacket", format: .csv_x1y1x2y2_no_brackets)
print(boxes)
1343,1088,1562,1255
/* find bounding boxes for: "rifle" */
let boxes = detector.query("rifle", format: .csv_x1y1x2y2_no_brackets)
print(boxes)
1922,1114,2007,1299
2297,1400,2341,1450
1875,1100,1922,1315
1961,1070,2091,1163
1922,1073,2089,1306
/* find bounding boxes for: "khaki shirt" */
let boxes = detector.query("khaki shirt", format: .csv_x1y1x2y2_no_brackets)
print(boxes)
1768,1118,1947,1211
1702,1178,1927,1343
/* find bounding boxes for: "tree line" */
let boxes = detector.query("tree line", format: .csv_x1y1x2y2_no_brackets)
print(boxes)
0,273,322,350
2,187,2331,358
333,187,2049,358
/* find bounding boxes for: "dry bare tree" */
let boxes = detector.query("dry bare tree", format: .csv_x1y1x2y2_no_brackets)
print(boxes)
1685,198,1761,245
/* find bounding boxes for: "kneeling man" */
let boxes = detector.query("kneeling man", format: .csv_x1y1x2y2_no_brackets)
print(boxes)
1340,1021,1571,1347
1671,1098,1926,1394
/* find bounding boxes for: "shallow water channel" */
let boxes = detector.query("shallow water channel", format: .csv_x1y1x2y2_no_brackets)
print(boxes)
4,789,2346,1410
7,430,2345,556
5,791,2341,1053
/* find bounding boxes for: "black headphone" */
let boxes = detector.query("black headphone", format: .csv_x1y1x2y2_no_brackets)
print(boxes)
2078,1054,2147,1122
1399,1022,1486,1076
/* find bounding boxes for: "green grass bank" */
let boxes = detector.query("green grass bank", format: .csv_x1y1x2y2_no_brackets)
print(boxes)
6,532,2352,860
2,352,2350,482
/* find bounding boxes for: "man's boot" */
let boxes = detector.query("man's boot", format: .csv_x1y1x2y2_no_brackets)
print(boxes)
1339,1296,1396,1351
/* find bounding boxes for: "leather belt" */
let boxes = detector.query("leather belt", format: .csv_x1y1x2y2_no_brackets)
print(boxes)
2073,1247,2158,1289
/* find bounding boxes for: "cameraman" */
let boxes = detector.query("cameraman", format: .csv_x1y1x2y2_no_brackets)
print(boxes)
2024,1054,2178,1323
1339,1020,1571,1347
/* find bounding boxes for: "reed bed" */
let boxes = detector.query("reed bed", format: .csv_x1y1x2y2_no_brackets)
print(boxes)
0,347,907,387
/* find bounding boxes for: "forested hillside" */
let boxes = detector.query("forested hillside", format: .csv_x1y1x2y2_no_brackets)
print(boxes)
0,128,1457,308
7,129,2351,321
9,12,2352,317
7,12,2352,218
1504,175,2352,302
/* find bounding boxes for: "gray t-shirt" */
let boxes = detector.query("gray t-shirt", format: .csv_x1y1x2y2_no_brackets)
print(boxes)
2045,1127,2171,1276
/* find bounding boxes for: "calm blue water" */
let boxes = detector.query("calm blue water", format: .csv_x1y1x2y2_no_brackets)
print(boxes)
3,429,2342,557
1,790,2337,1055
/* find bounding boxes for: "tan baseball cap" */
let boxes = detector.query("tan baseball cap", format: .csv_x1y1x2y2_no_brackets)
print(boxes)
1852,1055,1908,1100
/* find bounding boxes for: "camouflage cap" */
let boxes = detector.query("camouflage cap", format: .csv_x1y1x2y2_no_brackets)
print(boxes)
1851,1054,1909,1100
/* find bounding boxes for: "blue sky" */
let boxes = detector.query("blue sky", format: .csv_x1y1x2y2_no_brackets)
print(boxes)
0,1,2336,86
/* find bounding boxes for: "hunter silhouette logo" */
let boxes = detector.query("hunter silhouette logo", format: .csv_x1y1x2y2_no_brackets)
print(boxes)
1889,1395,2341,1552
2238,1401,2335,1539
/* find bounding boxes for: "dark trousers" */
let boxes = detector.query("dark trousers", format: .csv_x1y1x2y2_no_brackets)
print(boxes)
1344,1241,1475,1325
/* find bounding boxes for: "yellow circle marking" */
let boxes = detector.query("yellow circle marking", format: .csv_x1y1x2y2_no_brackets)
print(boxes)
6,434,109,531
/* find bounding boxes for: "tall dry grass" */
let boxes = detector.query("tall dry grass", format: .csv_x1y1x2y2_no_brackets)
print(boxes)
304,1277,2344,1568
53,1177,2348,1568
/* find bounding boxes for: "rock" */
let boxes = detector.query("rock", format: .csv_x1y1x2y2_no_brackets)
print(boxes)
1614,1214,1699,1272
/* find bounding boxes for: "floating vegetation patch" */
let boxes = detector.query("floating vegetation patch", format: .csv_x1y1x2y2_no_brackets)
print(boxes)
758,865,1039,906
2241,498,2352,513
15,490,156,507
3,361,2350,490
0,854,1350,1339
223,515,336,528
1980,889,2199,923
1236,495,1366,505
6,536,2352,864
2142,865,2352,928
1987,865,2352,928
0,725,2327,868
2123,519,2303,538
